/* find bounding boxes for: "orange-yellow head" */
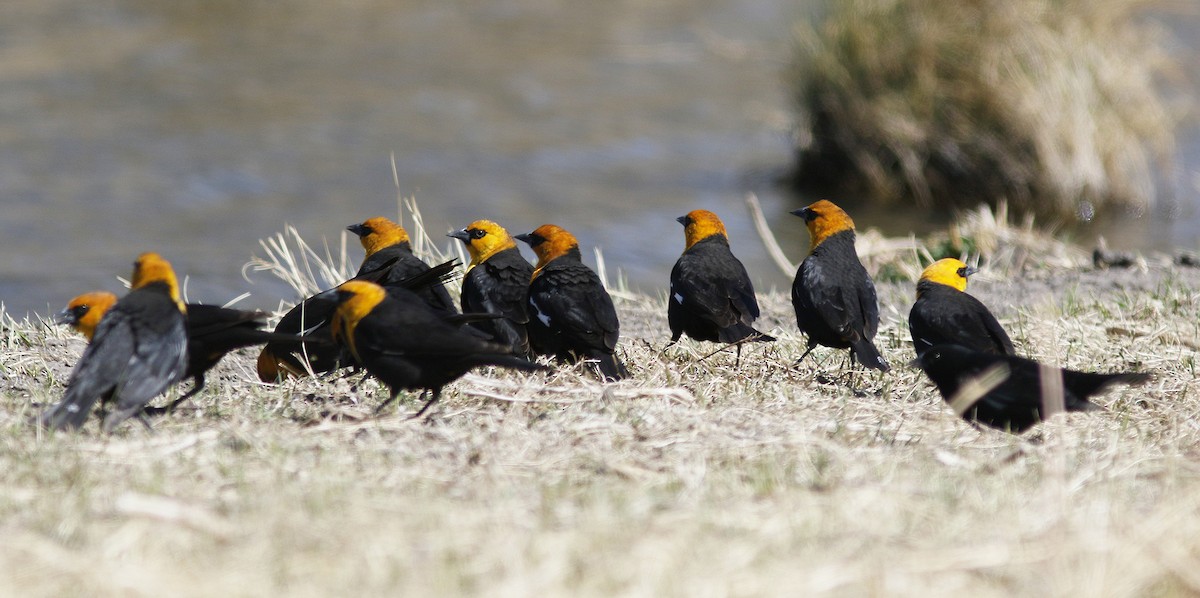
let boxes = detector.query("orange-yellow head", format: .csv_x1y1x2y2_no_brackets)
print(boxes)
330,280,387,364
676,209,728,251
56,291,118,341
515,224,581,279
348,216,411,258
791,199,856,251
131,252,186,314
448,220,518,271
918,258,976,294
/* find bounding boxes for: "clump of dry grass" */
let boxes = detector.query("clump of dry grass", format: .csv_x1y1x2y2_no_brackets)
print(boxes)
790,0,1188,219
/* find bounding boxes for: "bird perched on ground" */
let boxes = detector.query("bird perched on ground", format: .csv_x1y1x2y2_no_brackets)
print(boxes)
57,292,311,408
38,253,189,432
348,216,457,316
913,344,1150,433
257,258,459,381
326,280,543,418
909,258,1014,357
516,224,628,381
791,199,889,371
448,220,534,357
668,210,773,354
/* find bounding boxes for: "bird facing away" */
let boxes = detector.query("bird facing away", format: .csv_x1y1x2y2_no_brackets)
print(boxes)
347,216,457,316
448,220,534,358
38,253,189,432
327,280,543,418
913,344,1151,433
668,209,774,348
791,199,889,371
58,292,314,407
516,224,628,381
909,258,1014,357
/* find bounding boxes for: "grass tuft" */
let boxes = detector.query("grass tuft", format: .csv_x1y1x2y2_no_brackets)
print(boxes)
789,0,1191,219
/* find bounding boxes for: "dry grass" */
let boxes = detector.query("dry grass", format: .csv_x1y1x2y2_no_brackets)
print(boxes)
790,0,1190,220
3,214,1200,596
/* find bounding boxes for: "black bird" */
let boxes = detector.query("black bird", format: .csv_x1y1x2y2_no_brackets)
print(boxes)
668,209,773,354
516,224,628,381
328,280,543,418
448,219,534,357
38,253,188,432
913,344,1150,433
791,199,889,371
909,258,1014,357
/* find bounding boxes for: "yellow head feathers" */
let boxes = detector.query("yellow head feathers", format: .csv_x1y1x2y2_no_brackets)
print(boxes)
677,210,728,250
919,258,976,293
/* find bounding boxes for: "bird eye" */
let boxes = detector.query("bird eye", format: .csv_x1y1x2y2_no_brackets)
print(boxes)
471,229,486,239
957,267,968,278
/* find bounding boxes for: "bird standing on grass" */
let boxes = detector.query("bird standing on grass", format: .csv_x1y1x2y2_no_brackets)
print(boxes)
913,344,1150,433
516,224,628,381
668,210,774,356
257,258,459,381
791,199,889,371
908,258,1014,357
448,220,534,358
38,253,188,432
326,280,543,419
58,292,314,409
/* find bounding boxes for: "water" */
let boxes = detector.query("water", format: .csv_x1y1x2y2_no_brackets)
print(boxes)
1,1,1196,318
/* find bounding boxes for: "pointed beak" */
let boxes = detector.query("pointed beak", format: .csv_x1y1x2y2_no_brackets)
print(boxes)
790,208,813,221
52,308,75,327
675,215,688,226
346,223,367,238
964,266,979,278
447,229,470,242
514,233,534,245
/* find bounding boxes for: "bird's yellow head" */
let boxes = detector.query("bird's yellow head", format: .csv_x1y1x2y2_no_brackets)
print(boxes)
131,252,186,314
792,199,855,251
348,216,411,257
448,220,517,271
330,280,387,363
677,209,728,250
57,291,118,341
516,224,580,279
919,258,976,293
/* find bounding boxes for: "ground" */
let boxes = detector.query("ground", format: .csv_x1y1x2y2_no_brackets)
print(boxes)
1,255,1199,597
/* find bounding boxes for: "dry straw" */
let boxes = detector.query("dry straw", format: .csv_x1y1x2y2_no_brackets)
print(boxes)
790,0,1190,219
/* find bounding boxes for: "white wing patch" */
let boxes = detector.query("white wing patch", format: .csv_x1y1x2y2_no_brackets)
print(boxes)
672,292,684,304
530,298,551,326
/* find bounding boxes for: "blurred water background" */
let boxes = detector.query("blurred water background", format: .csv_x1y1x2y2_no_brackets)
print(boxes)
1,0,1197,318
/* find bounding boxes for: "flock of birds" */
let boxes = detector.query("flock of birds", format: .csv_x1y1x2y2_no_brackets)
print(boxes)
34,199,1150,435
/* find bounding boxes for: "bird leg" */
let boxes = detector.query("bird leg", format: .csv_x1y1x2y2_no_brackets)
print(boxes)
792,343,818,368
406,389,442,421
374,389,403,415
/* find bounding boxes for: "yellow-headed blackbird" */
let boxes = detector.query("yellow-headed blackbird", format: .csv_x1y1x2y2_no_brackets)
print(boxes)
516,224,628,381
914,344,1150,433
348,216,457,316
909,258,1014,357
59,292,313,405
54,291,117,340
791,199,889,371
448,220,534,357
669,210,774,349
327,280,543,418
257,258,459,381
38,253,189,432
